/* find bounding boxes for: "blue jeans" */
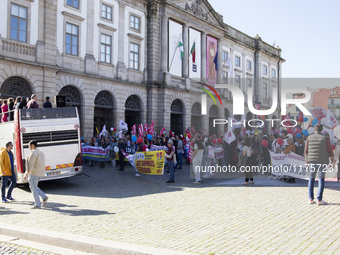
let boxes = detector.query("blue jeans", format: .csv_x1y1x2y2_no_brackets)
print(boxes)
167,160,175,181
1,172,16,199
178,152,183,167
28,174,47,207
222,154,230,167
308,162,326,201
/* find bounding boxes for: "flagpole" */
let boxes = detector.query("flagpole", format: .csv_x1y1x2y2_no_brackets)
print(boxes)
169,33,182,72
184,39,195,76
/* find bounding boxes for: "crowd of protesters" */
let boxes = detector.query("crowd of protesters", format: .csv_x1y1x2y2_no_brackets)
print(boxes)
80,125,328,186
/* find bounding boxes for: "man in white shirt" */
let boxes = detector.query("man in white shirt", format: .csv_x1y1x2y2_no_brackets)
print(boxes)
24,140,48,209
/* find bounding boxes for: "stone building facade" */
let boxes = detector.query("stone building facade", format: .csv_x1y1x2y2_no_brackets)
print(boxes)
0,0,284,139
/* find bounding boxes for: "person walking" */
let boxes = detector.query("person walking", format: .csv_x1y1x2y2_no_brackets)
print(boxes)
176,135,183,169
242,138,254,185
118,138,126,171
24,140,48,209
26,94,39,109
1,142,16,203
165,139,175,183
43,96,52,108
305,124,333,205
192,134,204,184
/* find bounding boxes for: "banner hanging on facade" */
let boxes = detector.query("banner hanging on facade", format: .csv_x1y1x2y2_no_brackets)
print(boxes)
206,36,217,85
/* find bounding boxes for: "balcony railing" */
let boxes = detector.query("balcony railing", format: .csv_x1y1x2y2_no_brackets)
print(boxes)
0,37,36,61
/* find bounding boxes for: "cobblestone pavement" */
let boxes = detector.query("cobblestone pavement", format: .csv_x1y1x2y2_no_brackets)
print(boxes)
0,241,59,255
2,162,340,254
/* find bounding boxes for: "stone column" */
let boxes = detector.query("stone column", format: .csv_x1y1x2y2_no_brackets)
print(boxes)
182,24,189,78
117,2,127,80
242,53,246,93
182,24,191,89
158,11,171,85
36,0,45,64
39,0,57,66
201,32,207,83
85,0,96,75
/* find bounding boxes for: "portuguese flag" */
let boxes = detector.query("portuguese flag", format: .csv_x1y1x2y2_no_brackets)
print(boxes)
190,41,196,63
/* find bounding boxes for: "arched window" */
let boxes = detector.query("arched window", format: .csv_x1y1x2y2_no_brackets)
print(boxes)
0,76,33,98
95,91,114,107
171,99,184,114
125,95,141,111
191,102,201,115
58,85,82,106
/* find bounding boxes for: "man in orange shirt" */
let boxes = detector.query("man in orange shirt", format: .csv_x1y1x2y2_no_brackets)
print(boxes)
284,134,295,154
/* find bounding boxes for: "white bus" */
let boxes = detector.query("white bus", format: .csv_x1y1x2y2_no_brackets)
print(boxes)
0,107,82,184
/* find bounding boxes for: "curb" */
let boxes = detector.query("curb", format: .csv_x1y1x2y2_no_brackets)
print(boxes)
0,223,194,255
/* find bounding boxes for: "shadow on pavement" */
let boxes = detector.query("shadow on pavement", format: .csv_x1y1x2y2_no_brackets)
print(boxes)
10,201,114,216
0,206,30,215
16,162,340,198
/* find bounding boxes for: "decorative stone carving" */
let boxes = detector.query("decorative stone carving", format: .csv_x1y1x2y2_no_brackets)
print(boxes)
185,0,209,21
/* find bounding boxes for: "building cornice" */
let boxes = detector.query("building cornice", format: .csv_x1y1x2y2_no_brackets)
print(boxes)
61,11,85,21
98,23,117,32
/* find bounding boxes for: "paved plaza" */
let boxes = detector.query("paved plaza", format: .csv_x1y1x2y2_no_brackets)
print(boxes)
1,163,340,254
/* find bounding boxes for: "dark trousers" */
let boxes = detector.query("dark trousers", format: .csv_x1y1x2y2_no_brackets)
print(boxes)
245,158,253,182
1,173,16,199
119,154,125,170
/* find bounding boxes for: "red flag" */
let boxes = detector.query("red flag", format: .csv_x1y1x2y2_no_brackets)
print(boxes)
132,124,137,135
169,130,172,136
144,123,148,135
192,126,197,134
160,127,165,136
138,124,143,137
185,126,190,135
149,121,155,135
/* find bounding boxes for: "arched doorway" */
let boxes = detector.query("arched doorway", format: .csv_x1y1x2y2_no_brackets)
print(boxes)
209,105,219,135
191,102,201,133
170,99,184,135
0,76,33,98
125,95,141,134
94,91,114,136
58,85,83,126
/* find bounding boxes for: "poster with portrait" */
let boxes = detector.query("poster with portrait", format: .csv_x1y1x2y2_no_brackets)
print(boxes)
206,36,217,85
168,20,183,77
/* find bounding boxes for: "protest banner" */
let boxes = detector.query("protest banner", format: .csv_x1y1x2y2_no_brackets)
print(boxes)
269,151,337,181
149,144,167,151
135,151,165,175
82,146,109,161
